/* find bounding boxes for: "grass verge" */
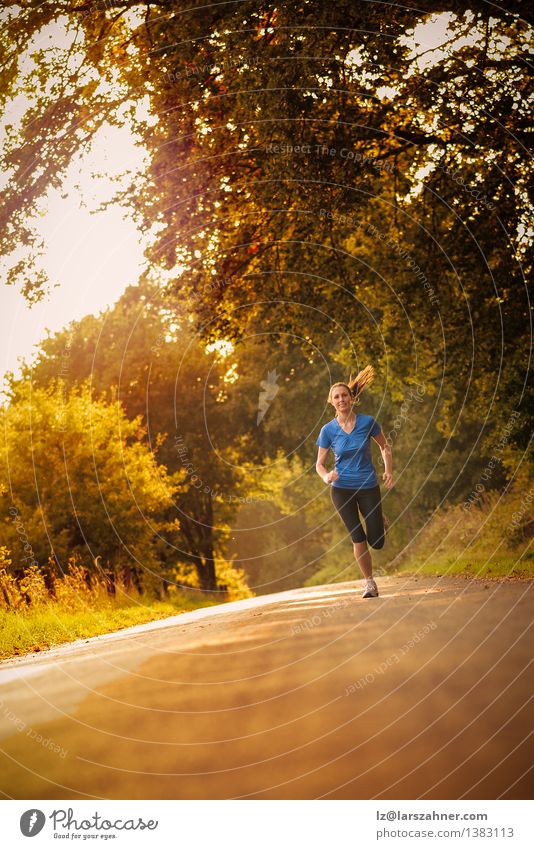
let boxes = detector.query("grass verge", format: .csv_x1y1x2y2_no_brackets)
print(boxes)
0,590,218,662
394,552,534,580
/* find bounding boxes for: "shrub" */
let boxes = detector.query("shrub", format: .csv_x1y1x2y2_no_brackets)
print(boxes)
173,558,253,601
394,461,534,575
0,547,24,609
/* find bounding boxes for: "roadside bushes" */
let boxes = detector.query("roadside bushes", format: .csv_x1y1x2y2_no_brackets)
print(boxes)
0,546,223,660
393,461,534,577
0,549,117,612
173,558,253,601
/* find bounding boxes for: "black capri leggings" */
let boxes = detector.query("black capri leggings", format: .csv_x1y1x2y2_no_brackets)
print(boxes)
330,484,385,548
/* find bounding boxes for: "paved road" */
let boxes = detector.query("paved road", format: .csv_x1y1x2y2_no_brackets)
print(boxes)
0,575,532,799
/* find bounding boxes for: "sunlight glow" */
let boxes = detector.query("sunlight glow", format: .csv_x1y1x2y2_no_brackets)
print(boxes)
205,340,235,360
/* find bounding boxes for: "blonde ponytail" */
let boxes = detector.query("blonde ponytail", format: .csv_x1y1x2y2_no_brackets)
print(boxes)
327,364,376,410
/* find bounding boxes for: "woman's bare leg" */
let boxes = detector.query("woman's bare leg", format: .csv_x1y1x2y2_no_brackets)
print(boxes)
353,539,373,579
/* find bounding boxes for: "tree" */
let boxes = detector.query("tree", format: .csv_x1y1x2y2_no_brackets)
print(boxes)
1,1,531,452
7,281,268,590
1,3,531,588
0,380,178,594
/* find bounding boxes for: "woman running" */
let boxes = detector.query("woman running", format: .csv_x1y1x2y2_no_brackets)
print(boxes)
315,365,393,598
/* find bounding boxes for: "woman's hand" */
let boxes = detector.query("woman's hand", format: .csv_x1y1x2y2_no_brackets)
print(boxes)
324,470,339,485
382,471,394,489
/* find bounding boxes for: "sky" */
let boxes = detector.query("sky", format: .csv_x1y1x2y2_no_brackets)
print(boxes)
0,120,148,391
0,11,489,394
0,10,149,395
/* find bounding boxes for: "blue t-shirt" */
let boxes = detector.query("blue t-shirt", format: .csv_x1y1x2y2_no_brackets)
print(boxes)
316,414,381,489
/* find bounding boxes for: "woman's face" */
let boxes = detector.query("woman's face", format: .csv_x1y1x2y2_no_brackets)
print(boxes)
330,385,352,414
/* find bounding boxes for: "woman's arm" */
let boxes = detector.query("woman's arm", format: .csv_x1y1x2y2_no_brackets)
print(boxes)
371,431,394,489
316,446,339,484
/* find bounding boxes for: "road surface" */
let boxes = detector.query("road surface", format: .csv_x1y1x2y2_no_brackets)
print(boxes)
0,575,532,799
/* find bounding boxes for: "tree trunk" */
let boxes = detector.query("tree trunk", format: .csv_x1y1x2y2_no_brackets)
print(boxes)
201,551,217,592
179,491,218,591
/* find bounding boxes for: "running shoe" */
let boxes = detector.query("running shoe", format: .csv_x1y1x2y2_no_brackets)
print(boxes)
362,577,379,598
